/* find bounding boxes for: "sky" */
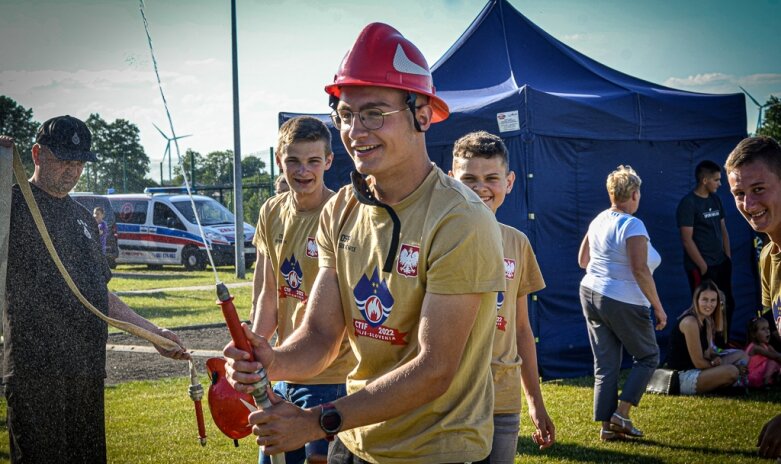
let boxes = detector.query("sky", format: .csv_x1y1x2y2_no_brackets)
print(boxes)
1,0,779,184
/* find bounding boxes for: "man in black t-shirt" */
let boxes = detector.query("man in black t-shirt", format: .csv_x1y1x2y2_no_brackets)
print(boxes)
676,160,734,342
1,116,190,464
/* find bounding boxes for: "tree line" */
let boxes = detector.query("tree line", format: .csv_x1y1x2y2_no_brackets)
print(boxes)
0,96,275,224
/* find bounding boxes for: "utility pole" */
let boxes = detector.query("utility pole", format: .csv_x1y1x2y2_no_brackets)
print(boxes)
231,0,245,278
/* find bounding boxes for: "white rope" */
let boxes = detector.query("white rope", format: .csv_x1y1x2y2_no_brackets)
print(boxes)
139,0,221,285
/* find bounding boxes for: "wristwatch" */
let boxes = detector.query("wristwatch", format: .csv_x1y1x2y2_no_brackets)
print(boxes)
319,402,342,441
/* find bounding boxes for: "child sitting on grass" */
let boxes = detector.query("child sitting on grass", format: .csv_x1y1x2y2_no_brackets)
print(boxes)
745,316,781,388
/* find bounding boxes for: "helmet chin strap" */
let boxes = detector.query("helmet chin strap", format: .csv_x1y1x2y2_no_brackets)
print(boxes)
350,171,400,274
406,92,423,133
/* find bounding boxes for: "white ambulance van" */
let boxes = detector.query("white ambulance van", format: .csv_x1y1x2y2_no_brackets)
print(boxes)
107,191,256,270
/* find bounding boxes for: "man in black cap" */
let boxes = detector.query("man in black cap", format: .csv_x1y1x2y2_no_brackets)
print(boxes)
1,115,190,463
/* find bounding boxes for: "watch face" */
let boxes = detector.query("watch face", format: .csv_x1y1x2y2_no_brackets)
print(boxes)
321,407,342,434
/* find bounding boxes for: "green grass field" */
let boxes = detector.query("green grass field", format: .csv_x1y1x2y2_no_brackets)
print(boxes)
0,265,777,463
0,375,777,463
108,265,254,329
108,265,252,292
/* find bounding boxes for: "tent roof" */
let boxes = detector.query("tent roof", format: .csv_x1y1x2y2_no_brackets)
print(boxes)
430,0,746,141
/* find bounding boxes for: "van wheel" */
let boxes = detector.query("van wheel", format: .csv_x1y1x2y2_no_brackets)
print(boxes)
183,246,206,271
147,264,163,271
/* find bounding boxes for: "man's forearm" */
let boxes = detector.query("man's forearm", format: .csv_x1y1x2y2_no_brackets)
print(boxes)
682,237,707,271
108,292,160,333
267,324,343,381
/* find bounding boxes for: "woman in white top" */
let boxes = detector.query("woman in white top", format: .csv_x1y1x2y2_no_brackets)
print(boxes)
578,165,668,442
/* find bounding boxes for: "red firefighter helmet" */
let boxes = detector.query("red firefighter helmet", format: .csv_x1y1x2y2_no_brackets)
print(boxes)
325,22,449,123
206,357,255,440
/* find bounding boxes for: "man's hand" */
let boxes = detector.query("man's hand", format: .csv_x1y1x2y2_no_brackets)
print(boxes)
653,307,667,331
250,400,321,455
223,323,275,394
0,136,14,148
758,414,781,458
528,406,556,450
153,328,191,360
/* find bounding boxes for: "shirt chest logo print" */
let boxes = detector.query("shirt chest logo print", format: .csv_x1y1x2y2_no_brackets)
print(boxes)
504,258,516,280
397,243,419,277
495,291,507,331
702,208,719,219
279,254,307,301
77,219,92,240
352,267,407,345
305,237,318,258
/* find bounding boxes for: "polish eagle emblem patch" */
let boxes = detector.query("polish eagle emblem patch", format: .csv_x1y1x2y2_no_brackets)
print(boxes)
504,258,516,280
305,237,318,258
397,243,419,277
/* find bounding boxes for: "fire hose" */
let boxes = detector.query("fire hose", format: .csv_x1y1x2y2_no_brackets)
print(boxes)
10,145,208,445
217,283,285,463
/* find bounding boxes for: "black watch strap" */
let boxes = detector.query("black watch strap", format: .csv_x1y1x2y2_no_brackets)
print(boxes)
319,402,342,441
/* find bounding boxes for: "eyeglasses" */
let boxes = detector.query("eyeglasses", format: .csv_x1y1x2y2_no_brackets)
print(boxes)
330,107,410,131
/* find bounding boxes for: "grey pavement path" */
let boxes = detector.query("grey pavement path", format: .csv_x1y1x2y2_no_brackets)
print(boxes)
114,281,252,295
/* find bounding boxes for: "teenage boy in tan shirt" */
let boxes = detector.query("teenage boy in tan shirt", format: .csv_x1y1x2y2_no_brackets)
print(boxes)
450,130,556,463
251,116,355,464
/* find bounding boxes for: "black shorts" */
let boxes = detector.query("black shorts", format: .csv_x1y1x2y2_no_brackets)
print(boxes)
6,376,106,463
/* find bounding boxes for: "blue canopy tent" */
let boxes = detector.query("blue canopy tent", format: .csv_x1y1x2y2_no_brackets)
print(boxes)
280,0,754,379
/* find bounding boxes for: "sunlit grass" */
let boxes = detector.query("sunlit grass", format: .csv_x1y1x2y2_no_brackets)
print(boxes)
1,268,774,463
104,264,254,331
108,264,253,293
0,375,776,463
517,377,777,464
111,286,253,331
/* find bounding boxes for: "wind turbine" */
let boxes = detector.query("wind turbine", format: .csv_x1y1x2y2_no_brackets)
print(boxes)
153,123,191,185
739,85,772,135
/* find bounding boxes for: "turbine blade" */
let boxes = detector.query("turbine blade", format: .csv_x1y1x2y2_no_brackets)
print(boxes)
739,85,762,108
152,123,169,139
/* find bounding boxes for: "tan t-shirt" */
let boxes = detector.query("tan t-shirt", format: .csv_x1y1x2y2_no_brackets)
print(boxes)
760,243,781,334
318,166,505,464
254,191,355,385
492,224,546,414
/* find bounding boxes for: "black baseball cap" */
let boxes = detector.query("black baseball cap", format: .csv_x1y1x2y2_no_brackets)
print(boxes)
36,115,97,162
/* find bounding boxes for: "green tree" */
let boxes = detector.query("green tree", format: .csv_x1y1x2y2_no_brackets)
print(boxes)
77,114,152,193
240,155,272,225
173,150,273,224
758,95,781,141
0,96,39,174
202,150,235,185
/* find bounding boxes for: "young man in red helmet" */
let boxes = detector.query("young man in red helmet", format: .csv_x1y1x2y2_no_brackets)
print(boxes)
225,22,505,464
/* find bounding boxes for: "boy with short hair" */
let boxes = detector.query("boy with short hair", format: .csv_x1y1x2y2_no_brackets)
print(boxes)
251,115,355,464
450,130,556,461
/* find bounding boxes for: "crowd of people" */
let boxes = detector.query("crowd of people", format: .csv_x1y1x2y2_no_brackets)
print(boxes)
2,19,780,464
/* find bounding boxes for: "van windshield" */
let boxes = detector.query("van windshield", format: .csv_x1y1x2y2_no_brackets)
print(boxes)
172,199,235,226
